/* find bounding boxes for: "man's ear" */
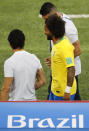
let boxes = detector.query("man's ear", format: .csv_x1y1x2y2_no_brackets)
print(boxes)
54,12,61,18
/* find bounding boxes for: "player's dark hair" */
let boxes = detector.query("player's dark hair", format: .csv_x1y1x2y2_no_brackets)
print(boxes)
40,2,57,16
45,15,65,39
8,29,25,49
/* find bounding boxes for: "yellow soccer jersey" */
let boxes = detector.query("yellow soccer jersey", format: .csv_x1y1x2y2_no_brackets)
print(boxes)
51,36,76,97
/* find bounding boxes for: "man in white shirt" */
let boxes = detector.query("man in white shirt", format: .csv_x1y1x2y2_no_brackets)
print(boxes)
39,2,81,100
0,29,46,101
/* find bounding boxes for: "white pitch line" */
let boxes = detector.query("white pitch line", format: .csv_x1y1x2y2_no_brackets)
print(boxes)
68,14,89,18
38,14,89,18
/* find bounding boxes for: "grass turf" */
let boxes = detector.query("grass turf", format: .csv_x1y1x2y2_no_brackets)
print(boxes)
0,0,89,100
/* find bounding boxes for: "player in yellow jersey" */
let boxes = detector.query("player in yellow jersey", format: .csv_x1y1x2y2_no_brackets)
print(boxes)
44,15,76,100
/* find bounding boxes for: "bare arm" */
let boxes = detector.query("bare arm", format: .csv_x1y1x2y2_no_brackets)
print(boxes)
63,66,75,100
67,66,75,87
35,68,46,90
0,77,13,101
73,40,81,57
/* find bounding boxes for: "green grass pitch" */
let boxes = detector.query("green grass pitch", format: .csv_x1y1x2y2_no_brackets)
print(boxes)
0,0,89,100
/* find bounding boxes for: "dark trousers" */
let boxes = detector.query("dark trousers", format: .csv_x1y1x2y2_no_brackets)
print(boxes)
47,75,81,100
74,75,81,100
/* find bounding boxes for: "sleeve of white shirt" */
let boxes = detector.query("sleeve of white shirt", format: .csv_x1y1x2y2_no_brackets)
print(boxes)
4,60,14,77
65,19,79,44
66,31,78,44
33,55,42,70
37,59,42,70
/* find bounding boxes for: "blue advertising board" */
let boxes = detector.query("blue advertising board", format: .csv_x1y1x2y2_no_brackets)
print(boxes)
0,102,89,131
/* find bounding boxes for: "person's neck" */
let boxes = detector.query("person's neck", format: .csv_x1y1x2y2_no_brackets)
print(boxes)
52,37,61,45
13,49,24,53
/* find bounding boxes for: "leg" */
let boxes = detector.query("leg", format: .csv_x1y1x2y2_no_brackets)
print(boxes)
54,94,75,100
70,94,75,100
49,91,54,100
49,91,63,100
54,95,63,100
49,92,75,101
74,75,81,100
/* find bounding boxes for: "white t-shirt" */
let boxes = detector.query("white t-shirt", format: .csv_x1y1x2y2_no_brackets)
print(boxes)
50,13,81,76
4,50,42,101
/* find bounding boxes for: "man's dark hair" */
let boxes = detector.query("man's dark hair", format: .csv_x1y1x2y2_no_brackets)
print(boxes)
45,15,65,39
8,29,25,49
40,2,57,16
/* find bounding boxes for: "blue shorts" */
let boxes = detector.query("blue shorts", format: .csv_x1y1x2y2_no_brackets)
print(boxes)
49,91,75,100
